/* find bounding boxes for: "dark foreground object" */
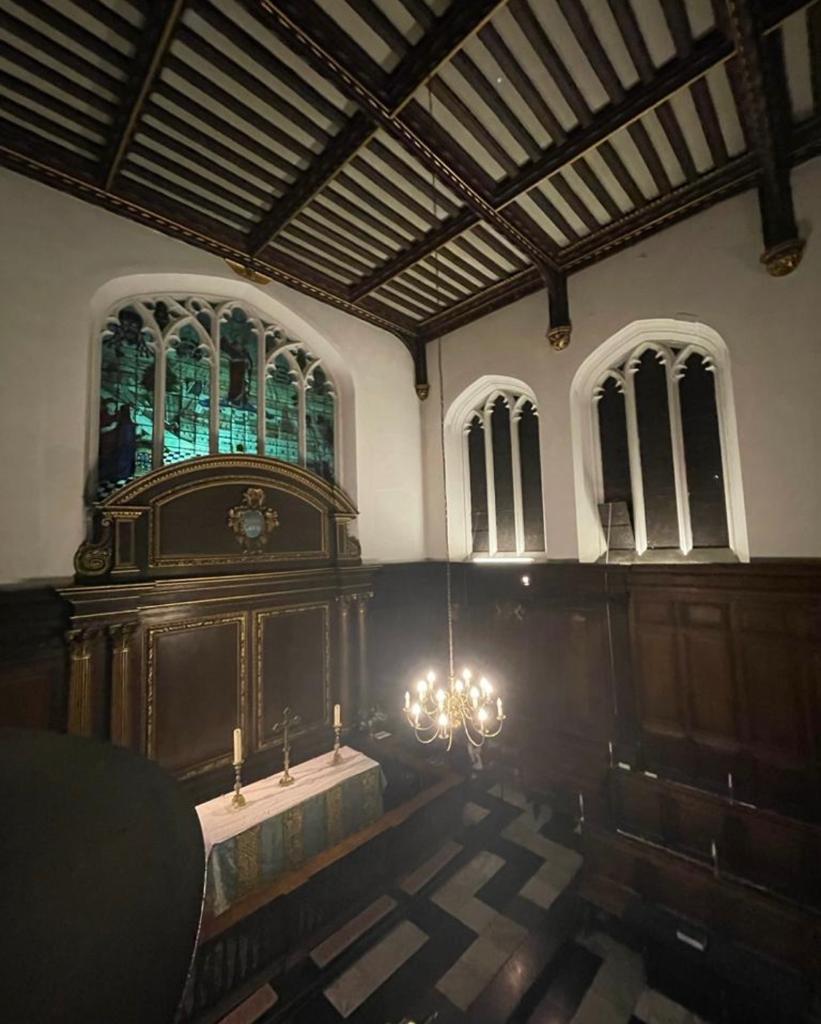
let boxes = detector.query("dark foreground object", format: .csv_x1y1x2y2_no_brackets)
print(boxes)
0,728,204,1024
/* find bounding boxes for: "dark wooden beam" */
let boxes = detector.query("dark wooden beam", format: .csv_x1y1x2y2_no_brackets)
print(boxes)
628,120,672,194
0,6,121,92
412,337,430,399
0,95,103,157
477,21,568,143
428,75,520,176
150,81,297,181
175,22,333,147
253,0,560,269
607,0,655,86
2,45,116,119
661,0,694,58
137,115,285,203
248,113,374,254
492,27,732,207
556,0,625,103
809,2,821,112
509,0,593,127
450,50,542,160
544,268,572,350
346,0,409,57
101,0,187,189
0,143,415,341
656,101,698,180
725,0,804,273
244,0,506,255
574,157,625,220
690,77,729,166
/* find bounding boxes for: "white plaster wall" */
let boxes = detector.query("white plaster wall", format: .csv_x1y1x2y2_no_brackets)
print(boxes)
0,168,425,583
425,158,821,560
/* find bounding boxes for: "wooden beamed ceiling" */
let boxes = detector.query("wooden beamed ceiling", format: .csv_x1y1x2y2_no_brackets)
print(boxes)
1,0,819,368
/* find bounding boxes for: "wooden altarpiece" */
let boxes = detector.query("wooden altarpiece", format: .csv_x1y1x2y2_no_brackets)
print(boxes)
61,455,374,802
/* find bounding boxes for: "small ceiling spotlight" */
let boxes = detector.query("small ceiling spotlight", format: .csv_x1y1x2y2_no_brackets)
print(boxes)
521,574,531,587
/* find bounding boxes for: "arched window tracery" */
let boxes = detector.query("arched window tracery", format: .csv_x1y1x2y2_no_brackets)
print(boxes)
95,294,337,498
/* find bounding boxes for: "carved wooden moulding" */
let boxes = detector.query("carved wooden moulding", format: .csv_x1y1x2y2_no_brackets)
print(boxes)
73,454,361,581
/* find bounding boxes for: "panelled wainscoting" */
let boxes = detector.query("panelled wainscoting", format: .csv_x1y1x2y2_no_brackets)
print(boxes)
368,559,821,1006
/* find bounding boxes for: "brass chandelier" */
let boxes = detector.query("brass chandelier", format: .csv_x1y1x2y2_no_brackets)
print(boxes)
404,668,504,750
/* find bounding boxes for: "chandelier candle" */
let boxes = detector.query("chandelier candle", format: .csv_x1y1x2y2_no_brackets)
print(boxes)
404,668,505,751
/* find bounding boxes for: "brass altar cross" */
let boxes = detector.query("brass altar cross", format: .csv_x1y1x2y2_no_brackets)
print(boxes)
272,706,301,786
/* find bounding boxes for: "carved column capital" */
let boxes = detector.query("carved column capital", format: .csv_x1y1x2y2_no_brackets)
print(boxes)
65,627,97,737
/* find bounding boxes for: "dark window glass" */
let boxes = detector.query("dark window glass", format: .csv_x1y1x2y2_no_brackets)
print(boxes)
467,417,488,553
634,350,679,548
519,402,545,551
597,377,631,505
491,397,516,552
680,353,729,547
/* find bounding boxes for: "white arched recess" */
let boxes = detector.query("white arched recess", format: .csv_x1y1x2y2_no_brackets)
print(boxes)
570,317,749,564
88,273,357,502
444,374,545,561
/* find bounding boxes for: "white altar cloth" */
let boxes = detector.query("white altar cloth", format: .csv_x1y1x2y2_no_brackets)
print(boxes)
196,746,378,858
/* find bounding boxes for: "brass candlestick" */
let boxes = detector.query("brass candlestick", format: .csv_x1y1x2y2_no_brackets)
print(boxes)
332,723,342,765
273,706,301,787
231,760,246,808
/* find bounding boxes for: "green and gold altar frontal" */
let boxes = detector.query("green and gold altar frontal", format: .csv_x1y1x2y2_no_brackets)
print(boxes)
196,747,383,918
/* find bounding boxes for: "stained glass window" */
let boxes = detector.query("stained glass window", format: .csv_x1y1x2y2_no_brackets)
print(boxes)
95,295,338,497
306,365,335,481
164,323,211,464
265,354,299,463
98,306,155,497
218,306,258,455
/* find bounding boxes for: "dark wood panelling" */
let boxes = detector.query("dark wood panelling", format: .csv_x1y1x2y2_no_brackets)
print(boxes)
0,588,69,731
147,615,246,778
255,603,330,750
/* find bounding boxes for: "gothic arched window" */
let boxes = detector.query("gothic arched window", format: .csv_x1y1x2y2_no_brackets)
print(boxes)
95,295,336,498
573,319,748,561
464,390,545,558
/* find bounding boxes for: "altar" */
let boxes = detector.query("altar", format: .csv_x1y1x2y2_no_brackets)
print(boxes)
197,747,383,918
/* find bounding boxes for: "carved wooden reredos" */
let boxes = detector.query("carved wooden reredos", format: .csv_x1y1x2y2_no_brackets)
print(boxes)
75,454,361,580
62,456,373,800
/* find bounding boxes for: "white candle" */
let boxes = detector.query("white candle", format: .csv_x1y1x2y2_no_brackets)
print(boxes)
334,703,341,727
497,697,503,718
405,691,410,709
233,727,242,764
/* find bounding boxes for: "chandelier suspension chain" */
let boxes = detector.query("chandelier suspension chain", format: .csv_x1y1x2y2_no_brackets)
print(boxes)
428,81,455,682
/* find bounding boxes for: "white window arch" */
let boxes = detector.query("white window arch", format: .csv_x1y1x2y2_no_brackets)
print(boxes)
445,375,546,561
570,318,748,563
91,290,339,499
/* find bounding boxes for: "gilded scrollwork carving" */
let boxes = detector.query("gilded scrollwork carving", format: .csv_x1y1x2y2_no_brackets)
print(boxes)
227,487,280,553
74,513,113,577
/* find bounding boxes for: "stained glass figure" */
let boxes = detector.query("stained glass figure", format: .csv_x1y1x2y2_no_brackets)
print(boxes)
306,364,335,481
97,306,155,497
264,354,299,464
219,306,258,454
164,322,212,464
